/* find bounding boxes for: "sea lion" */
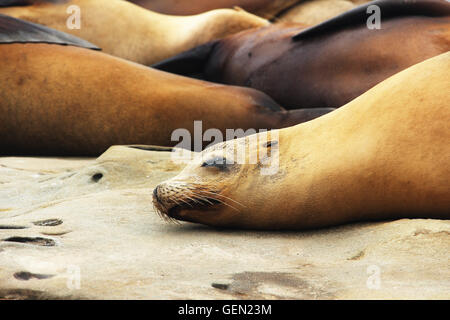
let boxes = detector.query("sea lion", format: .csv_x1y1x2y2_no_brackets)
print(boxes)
153,0,450,109
153,52,450,230
0,15,332,156
127,0,300,19
0,0,269,65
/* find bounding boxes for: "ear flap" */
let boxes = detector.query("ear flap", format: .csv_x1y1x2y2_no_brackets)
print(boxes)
276,108,336,127
262,140,278,148
151,40,218,79
292,0,450,41
0,13,100,49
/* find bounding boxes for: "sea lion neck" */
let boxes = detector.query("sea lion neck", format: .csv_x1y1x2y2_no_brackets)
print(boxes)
271,109,400,229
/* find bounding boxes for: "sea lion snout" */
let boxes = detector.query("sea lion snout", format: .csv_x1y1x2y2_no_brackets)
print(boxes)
152,182,183,221
152,186,161,204
152,179,226,223
152,182,175,213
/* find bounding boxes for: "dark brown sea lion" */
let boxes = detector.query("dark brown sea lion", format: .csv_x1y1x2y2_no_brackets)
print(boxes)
0,0,269,65
153,0,450,109
153,52,450,230
0,15,332,156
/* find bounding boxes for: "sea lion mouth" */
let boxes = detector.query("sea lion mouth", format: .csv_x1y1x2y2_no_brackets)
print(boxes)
152,185,223,222
167,198,222,221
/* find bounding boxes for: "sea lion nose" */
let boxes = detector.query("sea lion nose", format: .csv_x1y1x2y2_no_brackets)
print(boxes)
153,186,161,203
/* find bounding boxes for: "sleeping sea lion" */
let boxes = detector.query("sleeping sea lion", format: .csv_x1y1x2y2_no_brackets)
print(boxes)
153,52,450,230
0,0,269,65
276,0,357,25
127,0,300,19
0,15,332,156
153,0,450,109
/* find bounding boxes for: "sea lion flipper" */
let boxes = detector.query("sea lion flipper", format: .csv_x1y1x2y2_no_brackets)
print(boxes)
151,41,218,79
0,13,100,50
126,145,174,152
0,0,31,6
0,0,68,7
292,0,450,41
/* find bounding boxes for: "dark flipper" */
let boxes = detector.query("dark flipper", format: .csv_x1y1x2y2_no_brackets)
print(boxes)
292,0,450,41
0,0,68,7
0,13,100,50
151,40,218,79
127,145,174,152
0,0,32,6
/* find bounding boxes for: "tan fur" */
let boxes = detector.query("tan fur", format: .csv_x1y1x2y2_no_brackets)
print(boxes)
0,43,327,156
154,53,450,230
129,0,300,19
277,0,357,25
0,0,269,65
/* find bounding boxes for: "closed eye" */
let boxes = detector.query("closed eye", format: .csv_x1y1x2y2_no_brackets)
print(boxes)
201,156,229,170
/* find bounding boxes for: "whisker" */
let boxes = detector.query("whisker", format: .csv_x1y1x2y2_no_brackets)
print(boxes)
185,190,214,204
152,182,244,222
192,188,247,208
153,197,179,224
190,190,241,212
184,195,203,205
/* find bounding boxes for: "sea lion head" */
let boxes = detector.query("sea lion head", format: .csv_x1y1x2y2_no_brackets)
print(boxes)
153,131,282,228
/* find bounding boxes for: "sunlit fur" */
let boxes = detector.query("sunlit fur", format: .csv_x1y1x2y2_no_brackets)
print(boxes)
0,0,269,65
152,53,450,230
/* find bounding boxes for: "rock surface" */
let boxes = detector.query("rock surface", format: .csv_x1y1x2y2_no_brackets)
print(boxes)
0,146,449,299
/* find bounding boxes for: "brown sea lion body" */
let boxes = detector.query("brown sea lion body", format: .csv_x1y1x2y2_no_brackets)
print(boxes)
0,16,332,156
154,0,450,109
0,0,269,65
128,0,299,18
277,0,358,25
153,52,450,230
